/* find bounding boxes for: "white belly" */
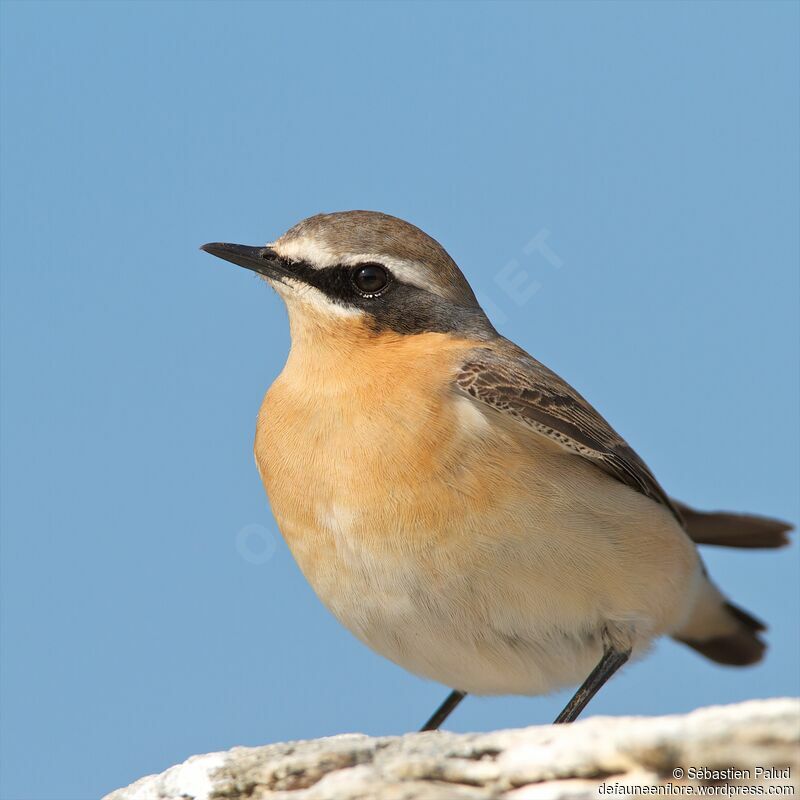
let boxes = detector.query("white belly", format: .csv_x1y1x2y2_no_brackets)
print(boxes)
308,532,612,695
280,473,702,696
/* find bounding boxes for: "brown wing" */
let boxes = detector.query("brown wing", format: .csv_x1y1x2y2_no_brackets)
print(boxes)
454,343,683,524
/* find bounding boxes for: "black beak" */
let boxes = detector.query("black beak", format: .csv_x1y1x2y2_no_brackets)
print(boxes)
199,242,288,281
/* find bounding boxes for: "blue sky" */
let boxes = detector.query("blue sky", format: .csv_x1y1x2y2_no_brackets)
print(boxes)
1,2,797,798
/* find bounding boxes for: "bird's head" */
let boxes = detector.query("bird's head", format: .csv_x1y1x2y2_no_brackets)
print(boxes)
201,211,495,344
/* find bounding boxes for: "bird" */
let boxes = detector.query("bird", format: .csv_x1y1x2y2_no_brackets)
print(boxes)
201,211,792,730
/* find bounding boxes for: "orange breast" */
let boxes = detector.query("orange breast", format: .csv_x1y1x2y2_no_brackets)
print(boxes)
253,325,527,579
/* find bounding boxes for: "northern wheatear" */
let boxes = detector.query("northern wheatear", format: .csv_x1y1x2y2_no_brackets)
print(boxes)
202,211,792,730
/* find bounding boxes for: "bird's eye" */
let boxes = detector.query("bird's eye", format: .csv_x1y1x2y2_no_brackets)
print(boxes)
351,264,390,296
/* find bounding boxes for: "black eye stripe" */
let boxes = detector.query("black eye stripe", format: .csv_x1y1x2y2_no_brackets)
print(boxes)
270,257,494,337
280,260,392,300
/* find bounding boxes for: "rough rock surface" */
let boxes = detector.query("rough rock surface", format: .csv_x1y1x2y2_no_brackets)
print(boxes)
105,698,799,800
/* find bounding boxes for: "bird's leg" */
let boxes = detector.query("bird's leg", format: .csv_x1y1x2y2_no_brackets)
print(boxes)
419,689,467,731
553,646,631,724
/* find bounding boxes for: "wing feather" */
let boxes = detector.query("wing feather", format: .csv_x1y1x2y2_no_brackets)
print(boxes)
454,343,683,524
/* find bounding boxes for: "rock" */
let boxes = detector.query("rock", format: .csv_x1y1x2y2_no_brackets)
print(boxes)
104,698,799,800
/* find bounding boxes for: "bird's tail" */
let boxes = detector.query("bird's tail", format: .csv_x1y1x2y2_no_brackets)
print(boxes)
670,503,792,666
672,578,767,666
674,500,792,549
